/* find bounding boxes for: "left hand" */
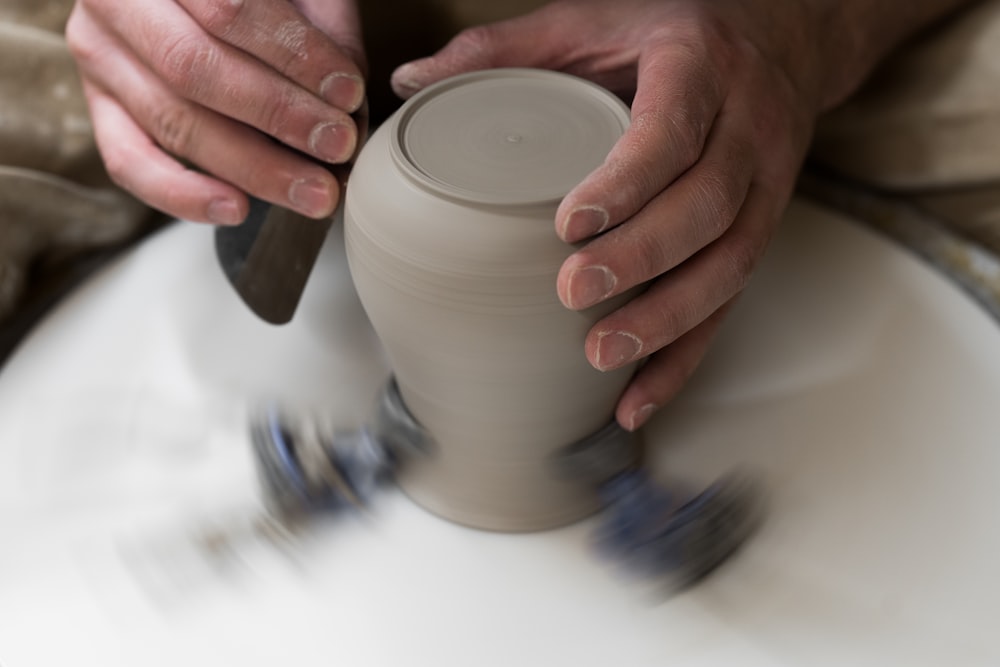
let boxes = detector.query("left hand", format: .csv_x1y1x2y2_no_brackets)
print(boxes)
390,0,823,430
66,0,367,225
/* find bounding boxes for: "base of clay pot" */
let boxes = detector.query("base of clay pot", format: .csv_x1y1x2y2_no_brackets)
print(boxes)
383,380,636,532
246,374,632,532
394,468,603,533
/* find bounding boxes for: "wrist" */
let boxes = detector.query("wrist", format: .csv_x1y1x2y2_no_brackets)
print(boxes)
800,0,977,111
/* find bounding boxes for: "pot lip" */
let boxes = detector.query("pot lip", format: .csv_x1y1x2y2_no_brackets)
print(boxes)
388,68,630,208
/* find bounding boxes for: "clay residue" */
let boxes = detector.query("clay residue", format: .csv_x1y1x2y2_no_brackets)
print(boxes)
274,20,308,60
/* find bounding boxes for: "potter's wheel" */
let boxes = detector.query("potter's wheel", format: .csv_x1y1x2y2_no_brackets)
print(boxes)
1,196,999,666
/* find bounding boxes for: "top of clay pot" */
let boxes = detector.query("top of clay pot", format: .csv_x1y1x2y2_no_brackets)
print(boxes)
392,68,630,206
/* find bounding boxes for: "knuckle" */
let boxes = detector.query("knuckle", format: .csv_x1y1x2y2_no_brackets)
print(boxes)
64,14,88,60
197,0,247,38
158,33,220,96
610,156,665,214
650,299,692,346
449,26,498,64
718,237,757,293
749,100,782,144
271,20,311,71
666,114,705,171
100,146,131,190
690,172,743,239
595,147,668,224
151,103,197,156
65,10,104,66
275,45,309,78
66,34,98,68
660,7,731,65
753,106,802,161
634,227,672,281
634,106,702,175
646,33,719,101
259,85,298,138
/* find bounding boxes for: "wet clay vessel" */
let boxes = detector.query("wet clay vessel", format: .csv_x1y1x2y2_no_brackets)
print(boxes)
344,69,633,531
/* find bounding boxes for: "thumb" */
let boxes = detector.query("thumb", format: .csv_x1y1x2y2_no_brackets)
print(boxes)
391,12,564,99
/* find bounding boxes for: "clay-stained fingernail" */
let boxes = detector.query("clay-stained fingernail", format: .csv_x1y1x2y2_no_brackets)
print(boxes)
309,120,356,163
595,330,642,371
560,205,609,241
391,63,423,97
626,403,657,431
289,177,335,217
207,198,242,225
566,264,616,309
320,72,365,113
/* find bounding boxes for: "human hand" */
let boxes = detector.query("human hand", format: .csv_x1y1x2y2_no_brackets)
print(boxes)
391,0,828,431
66,0,366,225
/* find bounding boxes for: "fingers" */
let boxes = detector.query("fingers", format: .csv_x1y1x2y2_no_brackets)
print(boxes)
390,9,565,98
73,0,359,166
606,185,779,431
175,0,365,111
558,112,753,311
68,0,350,222
83,81,248,225
615,301,734,432
556,41,725,244
75,19,340,222
581,183,777,374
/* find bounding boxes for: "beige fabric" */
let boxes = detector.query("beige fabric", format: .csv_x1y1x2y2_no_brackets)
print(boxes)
0,22,101,182
813,0,1000,189
0,0,72,34
0,4,151,324
812,0,1000,252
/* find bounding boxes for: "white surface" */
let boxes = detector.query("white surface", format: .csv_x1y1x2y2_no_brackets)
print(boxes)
1,198,999,666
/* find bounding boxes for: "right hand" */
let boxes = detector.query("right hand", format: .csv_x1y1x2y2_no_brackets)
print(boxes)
391,0,824,430
66,0,366,225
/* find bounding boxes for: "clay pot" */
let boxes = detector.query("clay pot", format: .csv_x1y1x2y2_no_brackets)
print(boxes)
344,69,634,531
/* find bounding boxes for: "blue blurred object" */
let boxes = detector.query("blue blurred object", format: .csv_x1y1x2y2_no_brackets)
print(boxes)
250,378,761,590
596,470,761,589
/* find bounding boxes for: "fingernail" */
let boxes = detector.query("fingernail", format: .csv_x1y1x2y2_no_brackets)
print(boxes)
566,265,616,309
309,120,356,163
595,330,642,371
207,198,241,225
289,177,335,217
391,63,424,96
320,72,365,113
626,403,657,431
560,205,609,241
